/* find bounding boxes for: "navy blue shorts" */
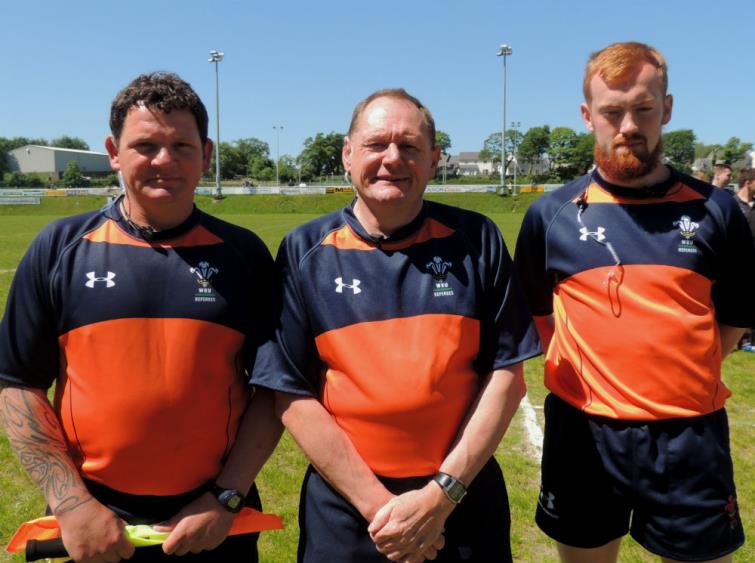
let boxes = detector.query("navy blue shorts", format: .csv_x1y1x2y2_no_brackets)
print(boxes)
298,458,512,562
536,394,745,561
81,480,261,562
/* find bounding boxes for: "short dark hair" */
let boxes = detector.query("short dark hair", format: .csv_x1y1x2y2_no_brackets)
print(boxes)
109,72,209,143
348,88,436,148
738,168,755,187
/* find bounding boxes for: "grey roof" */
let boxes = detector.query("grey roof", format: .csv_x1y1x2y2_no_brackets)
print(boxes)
13,145,108,157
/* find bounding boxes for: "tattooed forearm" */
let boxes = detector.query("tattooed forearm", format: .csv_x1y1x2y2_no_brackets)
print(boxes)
0,385,92,515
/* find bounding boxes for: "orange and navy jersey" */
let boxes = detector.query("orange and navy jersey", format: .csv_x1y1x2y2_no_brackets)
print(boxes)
0,198,277,496
515,169,755,420
252,200,540,478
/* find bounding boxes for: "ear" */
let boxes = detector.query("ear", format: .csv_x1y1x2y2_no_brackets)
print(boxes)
580,102,594,132
342,136,352,172
105,136,121,171
430,145,441,173
202,139,214,173
661,94,673,125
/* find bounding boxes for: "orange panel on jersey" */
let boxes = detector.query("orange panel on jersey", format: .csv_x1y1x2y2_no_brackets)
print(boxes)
83,219,223,248
315,314,481,477
573,181,706,206
545,264,729,419
321,219,455,251
56,318,247,495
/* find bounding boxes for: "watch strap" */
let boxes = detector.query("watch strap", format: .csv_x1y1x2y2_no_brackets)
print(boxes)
433,472,467,504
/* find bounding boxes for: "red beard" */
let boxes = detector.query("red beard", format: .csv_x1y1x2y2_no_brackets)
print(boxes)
594,135,662,182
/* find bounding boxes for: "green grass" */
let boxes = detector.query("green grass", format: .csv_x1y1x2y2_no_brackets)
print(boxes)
0,194,752,562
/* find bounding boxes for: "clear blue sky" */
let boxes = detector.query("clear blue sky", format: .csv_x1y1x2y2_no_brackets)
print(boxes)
2,0,752,159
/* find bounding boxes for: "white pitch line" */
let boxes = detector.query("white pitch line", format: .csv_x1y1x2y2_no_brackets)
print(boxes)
519,393,543,461
0,269,16,274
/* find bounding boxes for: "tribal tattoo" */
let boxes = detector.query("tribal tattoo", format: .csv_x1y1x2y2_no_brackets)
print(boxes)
0,383,92,515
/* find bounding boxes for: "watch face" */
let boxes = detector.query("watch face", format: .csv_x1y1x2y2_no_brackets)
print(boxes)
218,490,244,513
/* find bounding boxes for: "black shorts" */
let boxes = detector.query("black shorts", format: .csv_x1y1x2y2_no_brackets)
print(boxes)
536,394,745,561
298,458,512,563
82,480,261,562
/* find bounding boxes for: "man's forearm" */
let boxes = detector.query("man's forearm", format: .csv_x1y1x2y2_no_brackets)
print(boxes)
0,383,93,515
440,363,526,487
215,387,284,492
276,393,392,521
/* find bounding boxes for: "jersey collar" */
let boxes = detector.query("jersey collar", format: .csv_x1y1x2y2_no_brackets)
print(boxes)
342,199,428,246
592,166,680,199
104,195,202,242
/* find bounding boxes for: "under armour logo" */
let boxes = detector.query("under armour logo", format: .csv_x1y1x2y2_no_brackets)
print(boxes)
540,490,555,510
579,226,606,242
85,271,116,288
335,277,361,294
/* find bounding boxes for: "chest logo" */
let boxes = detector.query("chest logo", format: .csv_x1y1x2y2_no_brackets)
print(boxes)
85,271,116,288
426,256,454,297
335,277,361,294
673,215,699,254
579,226,606,242
190,261,219,302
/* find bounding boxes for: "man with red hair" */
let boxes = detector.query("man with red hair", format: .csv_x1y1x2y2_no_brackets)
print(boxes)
516,42,754,562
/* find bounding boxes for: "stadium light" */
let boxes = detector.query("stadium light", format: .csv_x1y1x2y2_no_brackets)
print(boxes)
208,49,224,199
273,125,283,187
511,121,521,193
497,44,512,193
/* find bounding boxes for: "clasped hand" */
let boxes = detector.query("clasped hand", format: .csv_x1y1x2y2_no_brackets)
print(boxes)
368,482,455,563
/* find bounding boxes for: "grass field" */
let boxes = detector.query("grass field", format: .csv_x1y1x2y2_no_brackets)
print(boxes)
0,194,752,562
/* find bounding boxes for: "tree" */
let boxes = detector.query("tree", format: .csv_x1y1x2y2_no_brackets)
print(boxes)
278,155,299,183
51,136,90,150
248,154,274,181
298,132,344,180
62,160,89,188
479,130,523,165
547,127,582,182
518,126,551,174
718,137,753,166
573,133,595,175
661,130,695,173
435,130,452,154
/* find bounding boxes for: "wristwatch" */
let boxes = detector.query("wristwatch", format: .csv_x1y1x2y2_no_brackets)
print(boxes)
433,472,467,504
211,483,246,514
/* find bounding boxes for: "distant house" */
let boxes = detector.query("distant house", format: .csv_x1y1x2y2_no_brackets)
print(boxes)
436,152,495,177
7,145,111,180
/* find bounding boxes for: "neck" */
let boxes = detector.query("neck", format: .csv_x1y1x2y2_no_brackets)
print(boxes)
597,163,670,188
737,188,753,204
120,196,193,232
353,198,423,238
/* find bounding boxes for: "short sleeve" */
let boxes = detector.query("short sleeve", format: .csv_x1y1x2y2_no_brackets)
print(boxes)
476,218,541,373
249,235,322,397
514,203,554,317
0,230,61,389
710,198,755,327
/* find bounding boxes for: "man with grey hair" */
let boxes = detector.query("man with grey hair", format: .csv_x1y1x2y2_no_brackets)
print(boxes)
253,88,540,562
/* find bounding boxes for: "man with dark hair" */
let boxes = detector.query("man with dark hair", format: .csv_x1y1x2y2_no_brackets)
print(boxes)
735,168,755,350
252,87,540,562
735,167,755,242
0,72,282,562
515,42,754,562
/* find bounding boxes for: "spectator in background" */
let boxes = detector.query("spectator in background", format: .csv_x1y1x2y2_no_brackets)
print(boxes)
692,169,711,182
735,167,755,350
712,160,733,190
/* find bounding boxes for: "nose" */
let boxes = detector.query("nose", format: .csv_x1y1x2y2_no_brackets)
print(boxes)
383,143,400,163
619,111,639,136
152,146,175,166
